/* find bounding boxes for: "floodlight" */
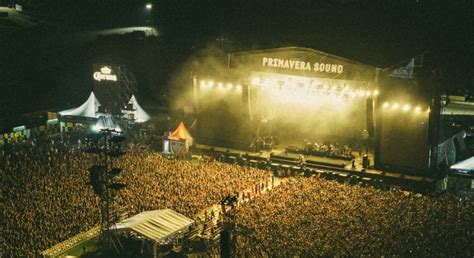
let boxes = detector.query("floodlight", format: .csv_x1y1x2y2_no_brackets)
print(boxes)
145,3,152,10
373,90,379,96
402,104,410,112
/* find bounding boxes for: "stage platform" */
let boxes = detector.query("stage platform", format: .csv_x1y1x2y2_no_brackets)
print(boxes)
194,144,436,191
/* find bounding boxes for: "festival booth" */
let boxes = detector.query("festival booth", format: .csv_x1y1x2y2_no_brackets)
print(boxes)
59,92,101,118
114,209,194,257
122,95,151,123
58,91,122,133
58,92,101,132
162,122,194,155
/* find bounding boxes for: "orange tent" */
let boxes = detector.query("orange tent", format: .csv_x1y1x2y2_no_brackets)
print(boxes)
168,122,193,146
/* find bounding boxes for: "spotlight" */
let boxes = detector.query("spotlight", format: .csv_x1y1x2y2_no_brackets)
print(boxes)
382,102,390,108
200,80,206,87
236,84,242,91
366,90,372,97
402,104,410,112
414,106,422,113
218,82,224,88
208,81,214,87
373,90,379,96
226,83,233,89
391,103,399,110
145,3,152,10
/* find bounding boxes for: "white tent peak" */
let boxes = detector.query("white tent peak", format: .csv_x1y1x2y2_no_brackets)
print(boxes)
125,94,151,123
59,91,101,118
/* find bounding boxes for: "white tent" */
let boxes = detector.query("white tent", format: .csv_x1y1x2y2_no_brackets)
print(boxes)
115,209,194,244
450,157,474,174
122,95,151,123
92,114,122,132
59,92,101,118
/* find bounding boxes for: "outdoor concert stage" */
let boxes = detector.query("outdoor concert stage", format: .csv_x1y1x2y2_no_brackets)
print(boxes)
194,144,435,191
191,47,446,189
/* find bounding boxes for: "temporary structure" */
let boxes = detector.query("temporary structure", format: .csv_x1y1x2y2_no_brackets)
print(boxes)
163,122,194,155
114,209,194,257
59,92,101,118
168,122,193,146
122,95,151,123
92,114,122,132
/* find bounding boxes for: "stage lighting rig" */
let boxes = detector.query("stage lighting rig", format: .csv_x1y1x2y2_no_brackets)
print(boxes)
85,128,127,257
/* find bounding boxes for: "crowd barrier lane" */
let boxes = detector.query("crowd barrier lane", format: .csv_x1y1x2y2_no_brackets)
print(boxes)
41,225,101,257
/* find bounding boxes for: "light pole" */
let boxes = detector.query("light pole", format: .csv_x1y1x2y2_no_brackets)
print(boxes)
144,3,153,24
86,129,127,257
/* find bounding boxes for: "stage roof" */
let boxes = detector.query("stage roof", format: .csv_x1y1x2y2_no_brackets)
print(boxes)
450,157,474,174
115,209,194,243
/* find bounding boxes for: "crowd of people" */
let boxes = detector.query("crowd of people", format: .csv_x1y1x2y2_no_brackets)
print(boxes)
230,177,474,257
1,138,271,257
2,135,474,257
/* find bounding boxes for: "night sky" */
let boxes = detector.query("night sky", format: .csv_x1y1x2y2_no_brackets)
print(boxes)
0,0,473,129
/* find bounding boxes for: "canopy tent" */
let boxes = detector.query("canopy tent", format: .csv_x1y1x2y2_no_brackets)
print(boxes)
450,157,474,174
115,209,194,244
93,114,122,132
122,95,151,123
59,92,101,118
168,122,193,146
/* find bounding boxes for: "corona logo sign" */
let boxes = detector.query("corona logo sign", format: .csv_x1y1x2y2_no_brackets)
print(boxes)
93,66,118,82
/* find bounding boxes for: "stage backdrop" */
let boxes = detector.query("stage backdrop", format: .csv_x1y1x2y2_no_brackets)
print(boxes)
197,47,379,149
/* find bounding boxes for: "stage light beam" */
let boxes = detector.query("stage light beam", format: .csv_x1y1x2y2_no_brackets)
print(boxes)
402,104,410,112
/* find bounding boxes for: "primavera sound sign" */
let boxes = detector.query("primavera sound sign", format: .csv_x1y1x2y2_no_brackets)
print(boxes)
93,66,117,82
262,57,343,74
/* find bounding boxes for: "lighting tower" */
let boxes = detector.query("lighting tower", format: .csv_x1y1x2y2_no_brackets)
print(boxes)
86,128,127,257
